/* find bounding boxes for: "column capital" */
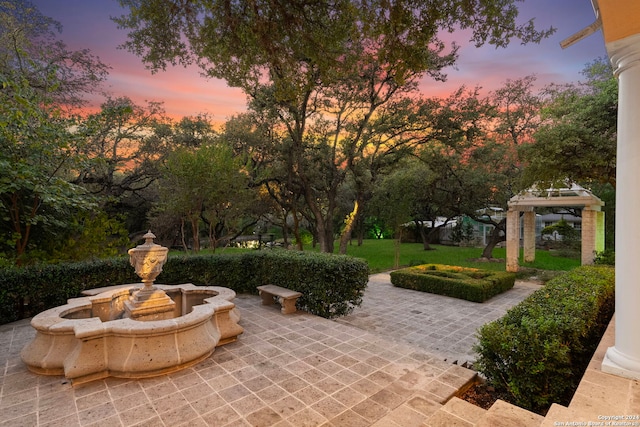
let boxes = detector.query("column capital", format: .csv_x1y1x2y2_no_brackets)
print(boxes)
608,32,640,76
507,205,533,213
583,205,602,212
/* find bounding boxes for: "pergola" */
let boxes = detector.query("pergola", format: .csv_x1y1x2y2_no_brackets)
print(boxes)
505,183,605,272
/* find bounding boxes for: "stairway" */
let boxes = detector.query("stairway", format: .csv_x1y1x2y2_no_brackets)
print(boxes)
422,397,544,427
408,319,633,427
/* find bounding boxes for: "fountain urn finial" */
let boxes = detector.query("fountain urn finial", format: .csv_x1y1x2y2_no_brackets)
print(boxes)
125,230,175,321
128,230,168,291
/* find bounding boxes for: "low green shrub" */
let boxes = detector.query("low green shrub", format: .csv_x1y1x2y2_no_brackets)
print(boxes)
0,250,369,323
594,249,615,265
389,264,515,303
473,265,615,414
163,251,369,318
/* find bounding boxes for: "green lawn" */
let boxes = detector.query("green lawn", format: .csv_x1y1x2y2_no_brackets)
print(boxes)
330,240,581,274
172,239,581,275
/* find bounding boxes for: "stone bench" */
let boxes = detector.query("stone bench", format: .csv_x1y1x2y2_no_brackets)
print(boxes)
257,285,302,314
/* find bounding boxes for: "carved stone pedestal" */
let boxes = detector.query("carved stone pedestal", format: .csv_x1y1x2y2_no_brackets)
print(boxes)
124,287,176,321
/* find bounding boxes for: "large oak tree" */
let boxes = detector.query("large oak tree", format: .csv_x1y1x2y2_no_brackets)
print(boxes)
115,0,553,252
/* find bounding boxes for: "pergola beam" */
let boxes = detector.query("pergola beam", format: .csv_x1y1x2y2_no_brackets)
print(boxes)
509,197,603,209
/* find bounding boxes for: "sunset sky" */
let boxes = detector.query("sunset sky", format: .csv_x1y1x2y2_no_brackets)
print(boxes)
32,0,608,121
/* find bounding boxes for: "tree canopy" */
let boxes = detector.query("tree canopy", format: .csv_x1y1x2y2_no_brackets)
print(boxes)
0,1,110,264
155,142,254,251
115,0,553,86
0,76,96,264
6,1,610,266
115,0,553,253
520,58,617,189
0,0,109,109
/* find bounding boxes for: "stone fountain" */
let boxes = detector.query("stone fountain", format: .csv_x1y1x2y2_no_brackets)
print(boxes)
21,231,243,384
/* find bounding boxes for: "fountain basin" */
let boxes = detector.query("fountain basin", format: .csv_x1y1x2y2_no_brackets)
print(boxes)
21,284,243,384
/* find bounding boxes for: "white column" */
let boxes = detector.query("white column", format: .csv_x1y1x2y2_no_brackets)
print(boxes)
523,210,536,263
506,208,520,272
602,33,640,380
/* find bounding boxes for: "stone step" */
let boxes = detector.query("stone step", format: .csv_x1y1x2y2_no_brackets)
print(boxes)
475,399,544,427
540,404,572,427
370,360,480,426
423,397,487,426
371,394,445,427
540,403,605,427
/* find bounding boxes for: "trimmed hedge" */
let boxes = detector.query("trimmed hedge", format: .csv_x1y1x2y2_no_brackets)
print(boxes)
389,264,515,302
474,265,615,414
0,250,369,324
0,259,139,324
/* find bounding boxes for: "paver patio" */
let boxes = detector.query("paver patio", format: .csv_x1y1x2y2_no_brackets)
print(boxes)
0,273,539,426
337,273,540,366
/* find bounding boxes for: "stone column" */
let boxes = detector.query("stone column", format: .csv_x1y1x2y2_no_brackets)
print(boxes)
602,33,640,380
580,207,598,265
506,208,520,272
523,210,536,263
596,211,605,253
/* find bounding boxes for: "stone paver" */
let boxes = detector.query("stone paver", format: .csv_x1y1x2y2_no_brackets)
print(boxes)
0,273,537,426
337,273,540,365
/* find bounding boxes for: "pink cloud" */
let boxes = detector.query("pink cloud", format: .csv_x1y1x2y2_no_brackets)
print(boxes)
32,0,606,121
106,64,247,120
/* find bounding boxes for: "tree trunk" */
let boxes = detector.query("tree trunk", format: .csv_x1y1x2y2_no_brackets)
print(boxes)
180,218,188,252
190,216,200,252
393,237,401,269
12,193,38,266
304,191,337,253
280,208,290,248
481,219,506,259
417,220,433,251
292,209,303,250
208,222,217,253
356,212,365,246
315,218,327,251
338,200,360,254
322,223,335,253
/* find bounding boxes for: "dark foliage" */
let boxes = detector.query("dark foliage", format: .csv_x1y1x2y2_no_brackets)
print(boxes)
0,250,369,323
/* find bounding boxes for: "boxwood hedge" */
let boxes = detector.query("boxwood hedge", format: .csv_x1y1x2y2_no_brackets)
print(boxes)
473,265,615,414
389,264,515,302
0,250,369,324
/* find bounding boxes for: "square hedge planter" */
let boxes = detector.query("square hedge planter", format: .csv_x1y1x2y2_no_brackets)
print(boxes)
389,264,515,303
